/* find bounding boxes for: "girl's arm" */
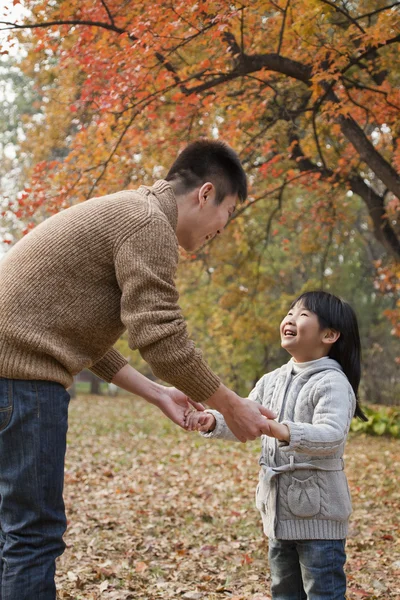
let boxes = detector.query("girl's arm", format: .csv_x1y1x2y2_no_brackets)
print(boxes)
193,372,277,442
199,409,242,442
277,374,356,456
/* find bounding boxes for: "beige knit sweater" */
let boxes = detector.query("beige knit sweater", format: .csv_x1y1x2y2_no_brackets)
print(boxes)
0,180,220,402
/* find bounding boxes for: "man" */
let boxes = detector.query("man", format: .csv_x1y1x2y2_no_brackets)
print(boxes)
0,139,275,599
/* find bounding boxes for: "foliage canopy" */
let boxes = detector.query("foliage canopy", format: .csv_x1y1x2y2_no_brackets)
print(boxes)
1,0,399,396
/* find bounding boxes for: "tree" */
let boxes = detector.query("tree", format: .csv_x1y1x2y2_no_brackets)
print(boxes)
0,56,38,248
1,0,398,389
177,186,399,400
1,0,399,255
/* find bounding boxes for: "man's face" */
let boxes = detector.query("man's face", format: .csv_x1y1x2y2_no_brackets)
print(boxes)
177,183,237,252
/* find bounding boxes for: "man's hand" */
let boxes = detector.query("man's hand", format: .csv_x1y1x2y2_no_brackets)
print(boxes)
111,364,204,429
156,386,204,429
184,408,216,432
206,384,277,442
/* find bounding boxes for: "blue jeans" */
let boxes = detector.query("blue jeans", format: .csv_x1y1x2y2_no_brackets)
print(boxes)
0,378,70,600
268,538,347,600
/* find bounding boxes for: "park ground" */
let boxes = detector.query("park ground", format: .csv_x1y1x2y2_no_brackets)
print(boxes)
56,395,400,600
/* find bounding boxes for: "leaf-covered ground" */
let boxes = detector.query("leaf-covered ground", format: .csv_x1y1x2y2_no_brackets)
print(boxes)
56,395,400,600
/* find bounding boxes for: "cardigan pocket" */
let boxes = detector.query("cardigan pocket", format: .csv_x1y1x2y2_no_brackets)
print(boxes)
256,470,270,514
288,475,320,517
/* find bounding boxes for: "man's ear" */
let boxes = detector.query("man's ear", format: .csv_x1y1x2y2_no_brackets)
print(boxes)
198,182,214,208
322,329,340,345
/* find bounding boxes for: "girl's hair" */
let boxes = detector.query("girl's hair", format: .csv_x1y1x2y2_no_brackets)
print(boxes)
290,290,368,421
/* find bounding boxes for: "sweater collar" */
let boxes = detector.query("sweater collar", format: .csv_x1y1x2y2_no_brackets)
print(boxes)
139,180,178,231
288,356,343,375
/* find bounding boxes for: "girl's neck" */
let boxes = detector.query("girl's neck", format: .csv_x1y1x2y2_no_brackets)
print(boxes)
291,356,330,369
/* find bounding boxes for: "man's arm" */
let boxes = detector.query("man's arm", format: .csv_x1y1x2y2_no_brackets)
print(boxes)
114,218,276,441
111,363,204,428
114,218,221,404
111,366,277,441
206,384,277,443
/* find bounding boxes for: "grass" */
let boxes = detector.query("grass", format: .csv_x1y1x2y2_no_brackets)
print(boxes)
56,395,400,600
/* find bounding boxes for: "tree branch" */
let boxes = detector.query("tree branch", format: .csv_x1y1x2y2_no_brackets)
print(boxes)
318,0,365,33
336,2,400,25
0,19,131,37
349,175,400,258
187,52,311,95
277,0,291,54
99,0,116,27
329,96,400,199
287,131,400,259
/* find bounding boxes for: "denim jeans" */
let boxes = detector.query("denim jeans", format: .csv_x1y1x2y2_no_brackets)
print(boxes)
268,538,347,600
0,378,70,600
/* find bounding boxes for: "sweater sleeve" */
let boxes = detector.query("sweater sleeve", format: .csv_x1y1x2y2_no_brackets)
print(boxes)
248,373,271,404
114,216,220,403
200,410,241,442
200,373,275,442
279,373,356,456
89,347,128,382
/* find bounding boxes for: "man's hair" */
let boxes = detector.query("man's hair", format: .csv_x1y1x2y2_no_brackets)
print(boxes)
166,139,247,205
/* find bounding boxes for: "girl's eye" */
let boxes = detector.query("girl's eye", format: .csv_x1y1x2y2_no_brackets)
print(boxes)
301,313,309,317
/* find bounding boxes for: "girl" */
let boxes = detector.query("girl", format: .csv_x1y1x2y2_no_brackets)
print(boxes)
185,290,367,600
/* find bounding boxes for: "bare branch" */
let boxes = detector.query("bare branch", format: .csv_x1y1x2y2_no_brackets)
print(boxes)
350,175,400,258
318,0,365,33
277,0,291,54
342,76,400,111
319,216,334,289
0,19,131,37
99,0,116,27
288,132,400,259
85,110,140,199
312,108,328,171
231,171,315,220
336,2,400,25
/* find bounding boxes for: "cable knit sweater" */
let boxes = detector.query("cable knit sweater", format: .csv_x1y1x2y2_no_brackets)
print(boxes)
203,357,356,540
0,180,220,403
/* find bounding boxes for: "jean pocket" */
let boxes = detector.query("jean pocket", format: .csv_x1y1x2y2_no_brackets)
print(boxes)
0,378,13,431
288,475,320,518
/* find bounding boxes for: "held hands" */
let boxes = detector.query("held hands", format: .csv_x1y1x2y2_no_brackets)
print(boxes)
184,409,216,433
156,384,289,443
156,386,205,428
206,384,278,442
183,403,289,442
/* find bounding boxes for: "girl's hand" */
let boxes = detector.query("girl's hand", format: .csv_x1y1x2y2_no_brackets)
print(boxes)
156,387,204,429
184,409,216,432
266,420,290,442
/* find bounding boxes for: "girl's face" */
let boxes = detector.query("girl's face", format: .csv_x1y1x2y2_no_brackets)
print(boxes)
280,302,338,362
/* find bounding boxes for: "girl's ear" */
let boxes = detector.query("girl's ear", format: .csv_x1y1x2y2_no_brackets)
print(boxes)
322,329,340,345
